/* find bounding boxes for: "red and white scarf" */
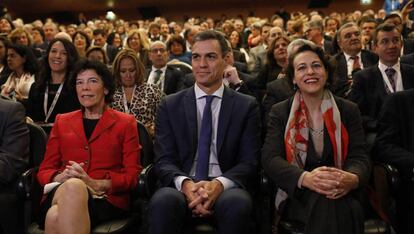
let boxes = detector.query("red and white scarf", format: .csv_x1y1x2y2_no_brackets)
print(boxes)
276,90,349,208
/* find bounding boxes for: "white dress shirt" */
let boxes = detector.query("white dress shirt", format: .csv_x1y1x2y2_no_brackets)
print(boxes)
147,66,167,92
344,52,363,78
378,61,403,93
174,83,236,191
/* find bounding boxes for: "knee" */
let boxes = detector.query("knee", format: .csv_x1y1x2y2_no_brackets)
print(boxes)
215,189,252,216
149,187,186,213
45,205,59,228
58,178,88,201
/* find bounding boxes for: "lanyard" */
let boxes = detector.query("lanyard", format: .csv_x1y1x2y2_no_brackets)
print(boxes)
122,85,136,114
44,82,64,123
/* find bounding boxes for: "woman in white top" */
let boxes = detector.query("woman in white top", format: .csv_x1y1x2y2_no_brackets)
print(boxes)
1,43,38,102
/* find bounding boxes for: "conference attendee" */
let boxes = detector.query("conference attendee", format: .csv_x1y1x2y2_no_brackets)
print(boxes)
0,17,14,36
401,52,414,65
374,89,414,234
147,41,184,95
111,49,162,136
73,31,91,58
1,43,38,103
37,59,142,233
349,23,414,131
359,16,377,51
304,19,335,55
248,22,272,74
332,22,378,98
0,36,11,86
262,44,370,234
92,29,118,64
166,35,192,65
125,29,151,68
27,38,80,124
148,30,261,234
0,97,29,234
86,46,108,66
43,22,58,45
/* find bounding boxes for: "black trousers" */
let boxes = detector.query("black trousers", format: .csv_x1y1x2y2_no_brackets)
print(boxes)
0,188,24,234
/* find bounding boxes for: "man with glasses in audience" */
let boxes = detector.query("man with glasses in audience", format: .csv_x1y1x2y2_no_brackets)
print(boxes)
147,41,184,95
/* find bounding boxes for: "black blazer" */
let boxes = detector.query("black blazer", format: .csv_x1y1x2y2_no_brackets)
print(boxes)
262,78,294,124
349,63,414,130
401,52,414,65
154,87,261,191
145,66,184,95
374,89,414,180
332,50,379,98
262,96,370,196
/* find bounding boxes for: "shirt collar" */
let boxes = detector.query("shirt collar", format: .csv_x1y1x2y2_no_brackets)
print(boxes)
194,83,224,100
344,51,362,61
378,60,400,71
152,65,167,73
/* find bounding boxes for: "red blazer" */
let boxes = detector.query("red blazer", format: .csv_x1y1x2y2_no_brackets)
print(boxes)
37,108,142,210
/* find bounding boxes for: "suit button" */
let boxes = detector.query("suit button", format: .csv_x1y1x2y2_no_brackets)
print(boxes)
84,145,89,150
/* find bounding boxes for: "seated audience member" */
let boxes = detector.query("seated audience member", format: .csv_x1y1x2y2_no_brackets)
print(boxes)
262,44,370,234
0,97,29,234
92,29,118,64
229,30,248,63
110,49,162,136
147,41,184,95
374,89,414,234
358,16,377,51
125,29,151,68
0,17,14,36
37,59,142,233
349,23,414,131
262,39,314,124
1,43,38,103
73,31,91,58
401,52,414,65
304,19,335,55
106,32,123,51
0,37,12,86
27,38,80,124
248,23,272,74
30,27,47,57
332,22,378,98
255,35,290,97
86,46,109,66
148,30,261,234
166,35,192,65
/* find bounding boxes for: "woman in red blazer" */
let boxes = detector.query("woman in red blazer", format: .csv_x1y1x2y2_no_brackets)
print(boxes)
37,59,142,233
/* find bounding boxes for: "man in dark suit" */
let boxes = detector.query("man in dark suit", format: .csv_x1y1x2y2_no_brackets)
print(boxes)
374,89,414,234
147,41,184,95
0,97,29,234
304,19,335,55
401,52,414,65
148,30,261,234
332,22,379,97
92,29,118,64
349,23,414,131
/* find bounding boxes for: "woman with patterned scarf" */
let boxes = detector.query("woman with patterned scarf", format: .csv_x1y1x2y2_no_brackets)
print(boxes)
262,44,370,234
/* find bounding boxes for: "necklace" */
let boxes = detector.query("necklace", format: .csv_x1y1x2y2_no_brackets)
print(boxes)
309,127,324,137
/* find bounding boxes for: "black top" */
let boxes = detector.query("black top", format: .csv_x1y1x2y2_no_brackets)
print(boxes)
83,118,99,140
26,82,80,123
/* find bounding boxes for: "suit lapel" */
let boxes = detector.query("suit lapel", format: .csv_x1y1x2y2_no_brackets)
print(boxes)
184,88,198,154
88,108,116,143
373,66,388,96
217,87,235,156
400,63,414,89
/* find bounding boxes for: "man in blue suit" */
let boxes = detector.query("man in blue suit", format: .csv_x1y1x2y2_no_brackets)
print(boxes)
148,30,261,234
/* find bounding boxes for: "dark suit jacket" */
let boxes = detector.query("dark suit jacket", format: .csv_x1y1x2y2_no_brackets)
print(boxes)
349,63,414,130
0,98,29,189
105,44,119,64
154,87,261,191
332,50,379,98
146,66,185,95
38,109,141,210
323,39,335,56
262,96,370,196
374,89,414,180
262,78,294,124
401,52,414,65
403,38,414,55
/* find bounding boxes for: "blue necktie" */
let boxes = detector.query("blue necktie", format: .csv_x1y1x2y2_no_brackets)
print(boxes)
194,95,214,181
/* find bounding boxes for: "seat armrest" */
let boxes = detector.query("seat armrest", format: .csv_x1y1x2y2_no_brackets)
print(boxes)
17,167,38,200
374,163,400,195
137,164,157,199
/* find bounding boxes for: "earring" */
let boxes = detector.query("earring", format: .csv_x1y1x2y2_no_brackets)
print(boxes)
293,83,298,91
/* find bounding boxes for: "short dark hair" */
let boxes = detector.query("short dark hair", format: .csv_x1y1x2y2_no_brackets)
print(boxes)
166,35,186,53
8,43,39,75
193,30,229,57
383,13,402,25
285,44,336,90
70,59,115,103
93,29,106,37
32,26,45,40
358,16,377,27
373,23,400,45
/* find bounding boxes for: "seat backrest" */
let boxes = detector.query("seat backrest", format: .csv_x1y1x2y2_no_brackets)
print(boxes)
137,122,154,168
27,122,48,168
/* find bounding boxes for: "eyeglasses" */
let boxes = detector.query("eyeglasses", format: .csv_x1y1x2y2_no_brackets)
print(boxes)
150,48,166,54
